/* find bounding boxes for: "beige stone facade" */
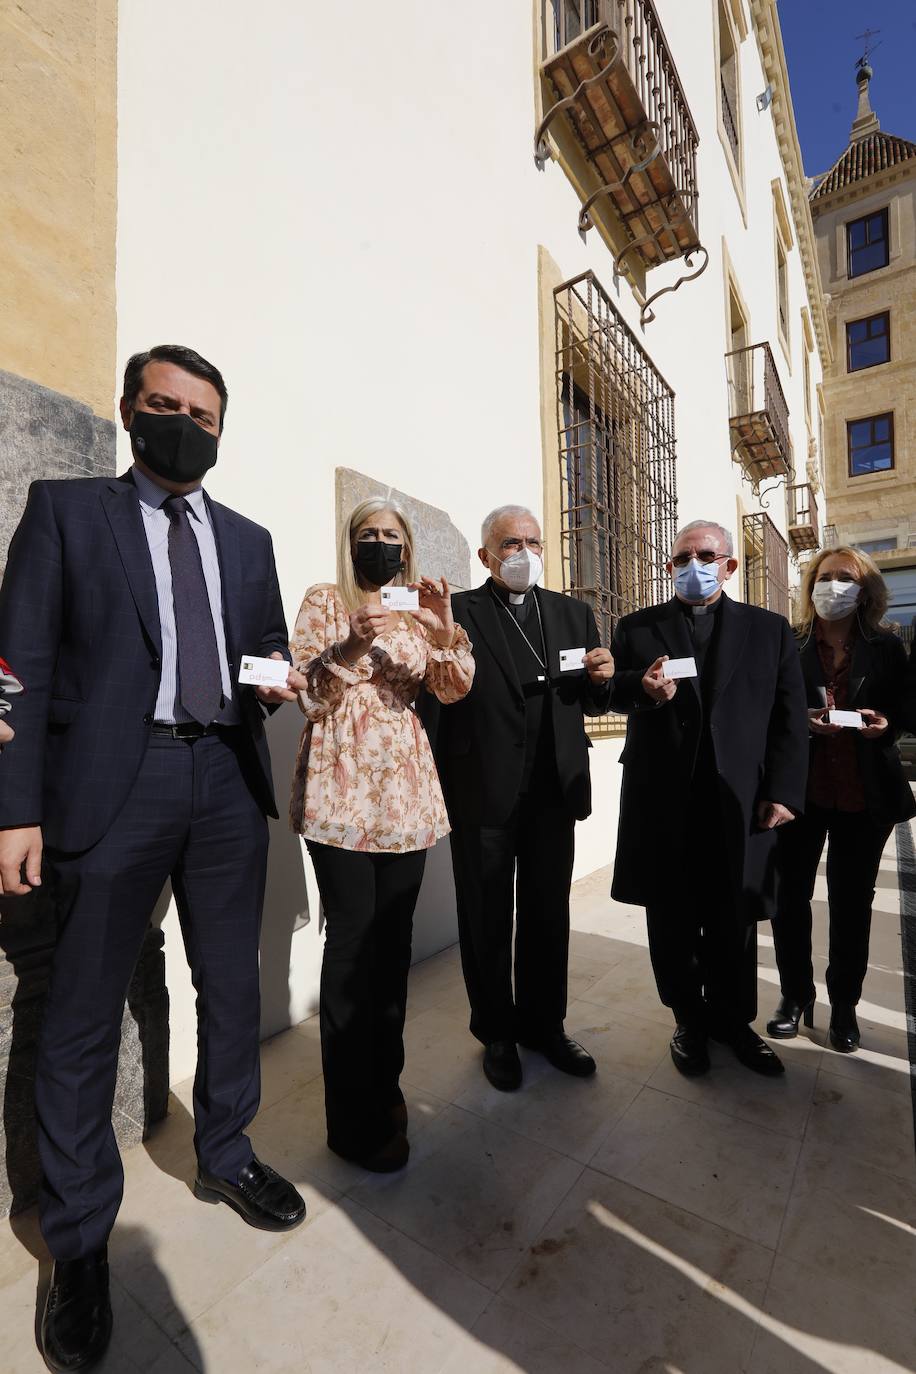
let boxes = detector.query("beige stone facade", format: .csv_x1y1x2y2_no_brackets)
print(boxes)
810,68,916,620
0,1,117,418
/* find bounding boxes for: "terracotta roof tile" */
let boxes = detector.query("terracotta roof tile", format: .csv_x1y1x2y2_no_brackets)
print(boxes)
810,131,916,200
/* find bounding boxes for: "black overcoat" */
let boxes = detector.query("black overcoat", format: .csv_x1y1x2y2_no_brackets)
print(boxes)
798,621,916,826
608,595,808,921
426,583,612,828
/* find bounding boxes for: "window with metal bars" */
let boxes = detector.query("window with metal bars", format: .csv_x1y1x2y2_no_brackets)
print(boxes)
742,512,790,622
554,270,677,667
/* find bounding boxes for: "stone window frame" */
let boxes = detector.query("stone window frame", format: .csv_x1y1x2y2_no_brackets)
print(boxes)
714,0,747,220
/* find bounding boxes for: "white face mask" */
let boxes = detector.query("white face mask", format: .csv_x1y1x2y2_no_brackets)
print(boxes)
812,579,862,622
492,546,543,594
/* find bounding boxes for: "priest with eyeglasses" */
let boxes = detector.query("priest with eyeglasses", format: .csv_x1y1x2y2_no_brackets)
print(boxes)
608,519,808,1079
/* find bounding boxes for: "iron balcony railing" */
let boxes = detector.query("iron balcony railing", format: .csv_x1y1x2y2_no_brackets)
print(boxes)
822,523,838,548
540,0,703,293
743,512,790,622
787,482,819,553
720,74,739,165
725,341,791,488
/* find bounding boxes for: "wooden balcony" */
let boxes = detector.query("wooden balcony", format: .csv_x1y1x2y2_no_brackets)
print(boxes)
537,0,701,273
726,342,791,490
787,483,819,553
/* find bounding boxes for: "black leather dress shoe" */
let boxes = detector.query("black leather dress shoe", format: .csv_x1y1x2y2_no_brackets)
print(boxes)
670,1025,710,1076
520,1033,597,1078
40,1248,112,1373
829,1004,860,1053
483,1041,522,1091
711,1026,785,1076
766,995,815,1039
194,1157,306,1230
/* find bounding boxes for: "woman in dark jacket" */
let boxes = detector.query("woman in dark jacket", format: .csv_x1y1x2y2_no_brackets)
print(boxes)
767,545,915,1052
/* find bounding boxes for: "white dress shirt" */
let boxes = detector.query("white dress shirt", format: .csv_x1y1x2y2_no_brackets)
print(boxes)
132,465,238,724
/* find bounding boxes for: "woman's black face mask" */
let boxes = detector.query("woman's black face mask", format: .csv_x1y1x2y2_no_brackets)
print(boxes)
354,541,404,587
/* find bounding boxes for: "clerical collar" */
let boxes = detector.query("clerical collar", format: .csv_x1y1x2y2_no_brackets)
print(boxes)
676,592,725,618
489,579,529,608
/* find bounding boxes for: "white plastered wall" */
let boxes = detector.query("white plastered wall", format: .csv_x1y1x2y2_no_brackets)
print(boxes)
116,0,822,1081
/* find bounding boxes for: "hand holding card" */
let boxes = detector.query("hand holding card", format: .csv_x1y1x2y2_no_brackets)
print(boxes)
381,586,420,612
827,709,864,729
661,657,698,680
559,647,586,673
238,655,291,689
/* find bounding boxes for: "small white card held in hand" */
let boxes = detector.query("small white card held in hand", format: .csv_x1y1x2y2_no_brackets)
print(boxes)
381,586,419,611
237,656,290,688
662,656,698,680
559,647,586,672
828,708,864,729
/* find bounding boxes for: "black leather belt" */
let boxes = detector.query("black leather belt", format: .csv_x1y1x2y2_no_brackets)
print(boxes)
150,720,234,739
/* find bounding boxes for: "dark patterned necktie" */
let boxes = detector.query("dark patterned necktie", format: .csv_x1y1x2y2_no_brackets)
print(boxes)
165,496,222,724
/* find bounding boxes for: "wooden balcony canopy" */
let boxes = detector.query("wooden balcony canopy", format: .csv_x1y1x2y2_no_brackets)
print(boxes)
536,0,702,282
726,341,791,491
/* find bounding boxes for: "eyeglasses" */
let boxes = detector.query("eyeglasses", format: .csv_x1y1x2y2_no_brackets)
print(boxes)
671,550,729,568
499,537,543,554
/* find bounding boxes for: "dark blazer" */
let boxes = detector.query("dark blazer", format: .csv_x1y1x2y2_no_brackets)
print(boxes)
427,583,612,827
798,620,916,826
0,473,290,852
608,595,809,920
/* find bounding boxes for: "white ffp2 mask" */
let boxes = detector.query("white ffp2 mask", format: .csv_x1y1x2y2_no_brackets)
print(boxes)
493,547,543,593
811,580,861,622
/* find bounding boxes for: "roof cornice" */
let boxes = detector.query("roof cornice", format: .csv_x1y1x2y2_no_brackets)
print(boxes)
748,0,834,370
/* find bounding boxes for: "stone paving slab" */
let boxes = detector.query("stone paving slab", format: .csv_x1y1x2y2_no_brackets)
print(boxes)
2,824,914,1372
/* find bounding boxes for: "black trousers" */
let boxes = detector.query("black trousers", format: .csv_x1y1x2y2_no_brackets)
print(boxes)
645,882,758,1032
37,731,268,1260
771,805,893,1008
449,793,576,1045
306,841,426,1156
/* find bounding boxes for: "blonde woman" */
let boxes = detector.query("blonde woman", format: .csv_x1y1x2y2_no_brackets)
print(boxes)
290,497,474,1170
768,546,915,1052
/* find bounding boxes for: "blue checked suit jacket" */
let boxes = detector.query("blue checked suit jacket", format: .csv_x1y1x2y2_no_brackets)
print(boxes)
0,473,290,852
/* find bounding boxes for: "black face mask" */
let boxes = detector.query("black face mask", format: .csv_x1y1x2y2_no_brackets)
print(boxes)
354,541,404,587
130,410,218,484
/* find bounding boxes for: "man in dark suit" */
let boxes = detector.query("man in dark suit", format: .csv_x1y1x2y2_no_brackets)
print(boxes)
431,505,615,1091
609,519,808,1080
0,345,307,1372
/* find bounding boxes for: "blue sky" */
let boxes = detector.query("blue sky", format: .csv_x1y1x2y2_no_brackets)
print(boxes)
777,0,916,177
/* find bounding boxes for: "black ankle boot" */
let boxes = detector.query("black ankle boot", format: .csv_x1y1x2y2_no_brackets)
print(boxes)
40,1248,112,1373
766,995,815,1039
829,1004,860,1053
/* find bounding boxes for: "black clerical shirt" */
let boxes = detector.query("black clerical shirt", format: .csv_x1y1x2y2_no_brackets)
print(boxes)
488,580,557,795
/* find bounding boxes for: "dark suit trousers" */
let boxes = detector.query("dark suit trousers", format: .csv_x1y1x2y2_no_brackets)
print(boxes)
306,842,426,1156
37,731,267,1260
645,869,757,1032
772,805,893,1008
449,791,575,1045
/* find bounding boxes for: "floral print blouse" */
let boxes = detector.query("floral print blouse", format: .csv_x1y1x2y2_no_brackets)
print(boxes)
289,584,474,853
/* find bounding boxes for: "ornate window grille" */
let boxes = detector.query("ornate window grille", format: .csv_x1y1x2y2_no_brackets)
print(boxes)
743,512,790,621
555,271,677,688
